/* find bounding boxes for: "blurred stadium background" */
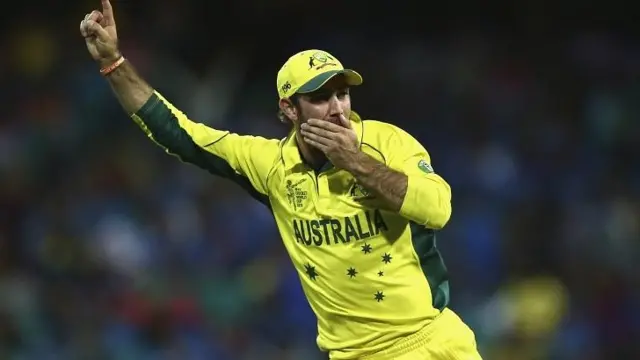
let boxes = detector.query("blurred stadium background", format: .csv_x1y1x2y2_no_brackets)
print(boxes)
1,1,638,359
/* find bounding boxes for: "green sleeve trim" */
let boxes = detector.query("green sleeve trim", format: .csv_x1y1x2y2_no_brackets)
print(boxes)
136,93,162,116
134,93,270,207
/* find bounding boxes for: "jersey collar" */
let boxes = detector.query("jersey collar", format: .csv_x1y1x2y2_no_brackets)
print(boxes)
281,111,364,173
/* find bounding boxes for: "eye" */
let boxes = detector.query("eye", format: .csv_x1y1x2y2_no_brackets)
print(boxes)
306,88,349,103
337,89,349,98
308,91,332,103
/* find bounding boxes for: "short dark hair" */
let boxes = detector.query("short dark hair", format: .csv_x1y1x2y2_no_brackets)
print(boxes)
277,94,300,124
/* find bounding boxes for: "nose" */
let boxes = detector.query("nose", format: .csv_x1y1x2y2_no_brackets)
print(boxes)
328,94,343,118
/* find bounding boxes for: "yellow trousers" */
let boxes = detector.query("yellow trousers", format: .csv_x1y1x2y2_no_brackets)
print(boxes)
361,308,483,360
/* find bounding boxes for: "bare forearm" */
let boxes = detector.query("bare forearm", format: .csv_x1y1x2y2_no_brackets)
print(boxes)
349,152,407,212
104,58,154,114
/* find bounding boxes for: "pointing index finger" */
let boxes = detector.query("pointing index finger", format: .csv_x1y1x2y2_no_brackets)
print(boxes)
101,0,115,25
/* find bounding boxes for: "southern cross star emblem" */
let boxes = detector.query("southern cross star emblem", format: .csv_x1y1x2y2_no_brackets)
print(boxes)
361,243,372,254
304,263,318,280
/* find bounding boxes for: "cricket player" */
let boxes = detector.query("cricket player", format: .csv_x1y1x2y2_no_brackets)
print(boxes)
80,1,482,359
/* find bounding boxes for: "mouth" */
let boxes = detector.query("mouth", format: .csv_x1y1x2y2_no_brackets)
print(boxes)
327,118,342,126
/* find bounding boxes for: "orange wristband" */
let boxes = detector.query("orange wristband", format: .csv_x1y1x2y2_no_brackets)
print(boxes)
100,56,125,76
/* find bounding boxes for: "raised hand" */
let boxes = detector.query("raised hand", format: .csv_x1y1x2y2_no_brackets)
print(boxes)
79,0,120,67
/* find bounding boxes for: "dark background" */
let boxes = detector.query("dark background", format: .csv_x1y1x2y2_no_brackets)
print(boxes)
0,1,638,359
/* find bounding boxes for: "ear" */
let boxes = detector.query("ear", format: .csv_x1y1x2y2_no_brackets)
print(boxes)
279,98,299,124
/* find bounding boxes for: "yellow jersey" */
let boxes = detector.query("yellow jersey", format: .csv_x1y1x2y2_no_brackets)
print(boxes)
132,91,453,359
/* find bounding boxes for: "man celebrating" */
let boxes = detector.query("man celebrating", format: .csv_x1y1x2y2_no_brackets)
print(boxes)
79,1,482,359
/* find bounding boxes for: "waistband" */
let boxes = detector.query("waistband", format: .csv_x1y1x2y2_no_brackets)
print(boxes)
359,309,450,360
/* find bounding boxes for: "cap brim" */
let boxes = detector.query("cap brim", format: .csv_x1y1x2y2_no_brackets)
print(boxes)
297,69,363,94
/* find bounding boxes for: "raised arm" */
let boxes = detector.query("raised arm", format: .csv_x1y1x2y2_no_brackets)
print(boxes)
80,0,151,113
79,0,279,205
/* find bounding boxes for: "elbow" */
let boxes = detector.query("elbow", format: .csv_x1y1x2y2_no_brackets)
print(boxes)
426,180,452,229
401,175,452,229
426,200,451,230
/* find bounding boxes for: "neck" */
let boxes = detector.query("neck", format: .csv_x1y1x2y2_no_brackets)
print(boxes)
296,132,327,170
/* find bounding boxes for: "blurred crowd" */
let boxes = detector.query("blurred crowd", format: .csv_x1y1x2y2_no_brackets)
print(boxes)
1,2,639,359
